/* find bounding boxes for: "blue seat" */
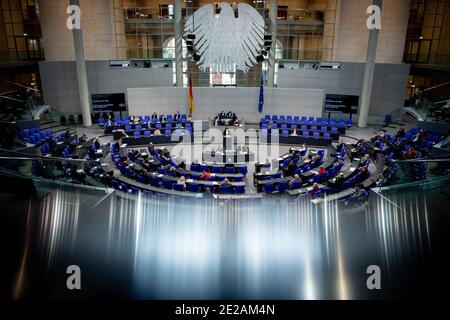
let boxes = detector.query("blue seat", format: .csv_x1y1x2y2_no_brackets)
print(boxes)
125,125,132,131
321,126,328,132
150,176,160,187
211,166,221,173
135,124,142,130
271,115,278,122
290,124,297,129
291,181,302,190
282,130,289,136
281,124,288,129
331,127,338,133
346,119,353,128
324,132,331,139
286,116,293,123
303,131,310,137
262,123,268,129
313,131,320,138
262,183,275,193
237,166,248,175
225,166,235,174
311,126,317,131
294,116,300,123
164,129,172,135
188,183,200,192
301,116,307,122
261,128,268,135
174,184,185,192
264,115,270,121
278,181,288,193
271,123,277,129
301,125,307,131
161,180,173,189
279,116,286,123
219,185,232,194
234,185,245,194
308,116,315,122
133,131,141,137
155,123,162,129
144,130,151,136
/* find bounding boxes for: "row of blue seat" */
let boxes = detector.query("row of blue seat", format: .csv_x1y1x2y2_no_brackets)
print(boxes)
261,129,334,139
190,163,248,175
112,149,245,194
262,115,353,127
124,122,192,131
126,128,193,137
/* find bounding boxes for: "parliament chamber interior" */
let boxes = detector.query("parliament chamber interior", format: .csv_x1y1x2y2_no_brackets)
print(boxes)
0,0,449,305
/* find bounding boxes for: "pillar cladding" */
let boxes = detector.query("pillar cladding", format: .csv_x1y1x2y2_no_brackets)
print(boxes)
358,0,383,128
267,0,277,87
70,0,92,127
174,0,183,88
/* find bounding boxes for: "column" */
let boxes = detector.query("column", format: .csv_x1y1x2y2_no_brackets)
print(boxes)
267,0,278,87
358,0,383,128
69,0,91,127
174,0,183,87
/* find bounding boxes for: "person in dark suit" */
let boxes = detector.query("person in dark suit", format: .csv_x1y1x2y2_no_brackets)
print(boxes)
334,172,345,189
160,115,167,123
174,111,181,121
287,160,296,176
223,127,230,136
151,112,158,120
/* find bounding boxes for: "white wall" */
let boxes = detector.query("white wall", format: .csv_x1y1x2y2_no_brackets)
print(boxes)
127,87,325,121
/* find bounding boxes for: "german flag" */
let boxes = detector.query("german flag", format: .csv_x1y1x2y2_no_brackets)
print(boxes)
188,74,194,117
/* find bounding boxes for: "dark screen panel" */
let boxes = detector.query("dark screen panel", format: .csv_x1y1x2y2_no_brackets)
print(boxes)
325,94,359,114
91,93,127,113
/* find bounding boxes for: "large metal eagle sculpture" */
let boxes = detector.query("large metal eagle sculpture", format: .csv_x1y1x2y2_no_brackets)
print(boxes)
184,2,265,73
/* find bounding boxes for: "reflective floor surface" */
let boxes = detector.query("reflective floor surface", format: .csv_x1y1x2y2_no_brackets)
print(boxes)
1,179,449,300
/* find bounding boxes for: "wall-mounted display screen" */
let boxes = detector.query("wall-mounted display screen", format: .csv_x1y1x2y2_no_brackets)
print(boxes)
325,94,359,114
91,93,126,113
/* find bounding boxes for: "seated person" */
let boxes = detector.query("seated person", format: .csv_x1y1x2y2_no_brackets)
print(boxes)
148,142,155,155
375,173,385,187
334,172,346,189
360,154,371,168
347,185,369,205
308,183,320,197
106,115,113,126
174,111,181,121
112,139,122,153
382,165,391,177
151,112,158,120
79,133,89,144
221,178,232,186
115,129,129,139
288,174,302,189
131,115,140,124
286,160,296,176
396,127,405,139
160,115,168,123
404,147,417,159
318,166,326,176
263,158,271,168
177,176,187,189
200,169,211,180
223,127,231,136
358,165,370,180
291,129,299,136
93,137,102,150
415,129,428,142
153,129,162,136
